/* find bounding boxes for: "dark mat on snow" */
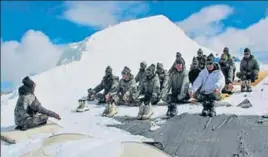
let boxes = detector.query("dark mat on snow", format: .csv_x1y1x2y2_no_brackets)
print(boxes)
109,114,268,157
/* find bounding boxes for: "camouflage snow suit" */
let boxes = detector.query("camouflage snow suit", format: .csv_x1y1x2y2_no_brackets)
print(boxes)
162,59,190,104
188,57,201,84
111,67,138,106
135,61,147,90
89,74,119,103
237,54,260,82
14,85,58,130
196,48,207,70
156,63,169,99
168,52,186,75
137,67,161,105
87,66,119,103
223,47,236,81
219,54,234,93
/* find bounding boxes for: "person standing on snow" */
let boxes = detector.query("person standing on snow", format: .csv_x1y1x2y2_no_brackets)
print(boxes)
168,52,186,75
219,54,234,94
155,62,169,102
77,66,119,116
136,64,161,120
14,76,61,131
236,48,260,92
110,66,138,106
189,54,225,117
188,57,201,85
222,47,236,81
135,61,147,90
162,58,190,117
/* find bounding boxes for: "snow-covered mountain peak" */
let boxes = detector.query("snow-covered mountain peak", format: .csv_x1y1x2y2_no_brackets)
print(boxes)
4,15,216,118
57,15,212,66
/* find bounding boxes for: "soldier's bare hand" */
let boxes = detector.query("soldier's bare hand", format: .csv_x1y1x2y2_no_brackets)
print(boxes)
105,94,111,102
54,113,61,120
214,88,220,95
189,91,194,98
227,83,233,90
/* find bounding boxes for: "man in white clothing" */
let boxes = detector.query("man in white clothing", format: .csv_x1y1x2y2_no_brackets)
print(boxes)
189,54,225,117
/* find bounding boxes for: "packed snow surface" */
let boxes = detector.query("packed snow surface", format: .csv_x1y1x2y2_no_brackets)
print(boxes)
1,15,268,157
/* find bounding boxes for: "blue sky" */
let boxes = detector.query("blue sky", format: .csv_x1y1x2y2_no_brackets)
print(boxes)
1,1,268,90
2,1,268,43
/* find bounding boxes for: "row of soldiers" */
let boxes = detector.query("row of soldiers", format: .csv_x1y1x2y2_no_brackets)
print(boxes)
13,47,260,131
77,47,260,118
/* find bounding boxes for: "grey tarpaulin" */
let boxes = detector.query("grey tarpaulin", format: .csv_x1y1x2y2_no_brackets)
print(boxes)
110,113,268,157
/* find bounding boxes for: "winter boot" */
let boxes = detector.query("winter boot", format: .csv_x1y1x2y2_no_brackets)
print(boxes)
103,102,117,117
201,101,209,116
142,103,153,120
241,81,247,92
208,101,216,117
76,100,89,112
166,104,172,117
246,80,252,92
169,103,178,117
137,103,145,119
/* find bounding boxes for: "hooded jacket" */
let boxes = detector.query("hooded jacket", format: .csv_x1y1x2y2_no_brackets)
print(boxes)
190,63,225,94
138,65,160,98
240,55,260,74
114,73,138,99
162,61,189,99
14,85,57,126
93,74,119,96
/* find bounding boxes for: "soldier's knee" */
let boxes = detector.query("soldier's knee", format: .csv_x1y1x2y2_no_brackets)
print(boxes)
151,96,159,105
251,71,258,78
196,93,205,102
184,83,190,90
40,114,49,121
112,95,119,103
236,72,242,78
95,93,105,101
212,93,221,100
166,94,172,103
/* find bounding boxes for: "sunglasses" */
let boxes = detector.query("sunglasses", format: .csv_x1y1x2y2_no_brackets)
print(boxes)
140,64,146,67
220,58,227,62
206,61,214,65
244,52,250,56
121,72,127,75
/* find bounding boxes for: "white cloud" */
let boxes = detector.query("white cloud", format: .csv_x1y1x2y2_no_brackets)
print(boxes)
177,5,234,38
62,1,149,28
177,5,268,58
1,30,62,85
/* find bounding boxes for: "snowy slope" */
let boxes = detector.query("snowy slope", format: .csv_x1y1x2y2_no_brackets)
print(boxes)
56,39,91,66
1,15,268,157
2,15,214,121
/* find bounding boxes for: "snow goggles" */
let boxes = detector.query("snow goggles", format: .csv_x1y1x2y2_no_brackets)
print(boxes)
220,58,227,62
140,63,146,68
206,61,214,65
